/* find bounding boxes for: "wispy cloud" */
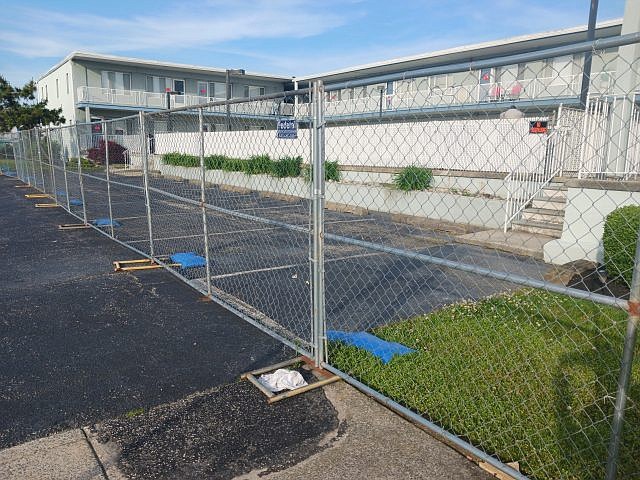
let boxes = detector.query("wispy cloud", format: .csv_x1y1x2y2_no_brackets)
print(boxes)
0,1,346,58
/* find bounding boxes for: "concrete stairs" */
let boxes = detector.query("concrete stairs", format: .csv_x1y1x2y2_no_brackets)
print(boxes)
511,183,567,238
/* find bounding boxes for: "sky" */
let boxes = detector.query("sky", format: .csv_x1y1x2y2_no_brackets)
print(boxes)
0,0,627,87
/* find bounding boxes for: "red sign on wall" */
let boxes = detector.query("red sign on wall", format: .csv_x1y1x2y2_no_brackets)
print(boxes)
529,120,548,134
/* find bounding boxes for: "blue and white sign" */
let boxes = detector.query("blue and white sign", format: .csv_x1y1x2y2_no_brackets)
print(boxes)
277,119,298,139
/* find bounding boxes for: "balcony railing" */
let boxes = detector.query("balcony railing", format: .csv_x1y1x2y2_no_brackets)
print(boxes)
297,71,616,117
76,86,294,116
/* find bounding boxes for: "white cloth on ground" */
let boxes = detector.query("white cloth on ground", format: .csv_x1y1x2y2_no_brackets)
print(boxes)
257,368,308,392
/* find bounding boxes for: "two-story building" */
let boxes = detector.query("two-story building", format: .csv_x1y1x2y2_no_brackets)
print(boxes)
36,52,292,131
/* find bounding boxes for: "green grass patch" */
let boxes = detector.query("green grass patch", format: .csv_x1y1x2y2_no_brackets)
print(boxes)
65,157,101,171
124,407,145,419
163,152,303,178
329,289,639,480
393,166,432,191
269,156,302,178
603,205,640,288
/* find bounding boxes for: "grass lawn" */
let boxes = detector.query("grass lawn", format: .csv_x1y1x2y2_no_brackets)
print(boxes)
0,158,16,171
329,289,639,480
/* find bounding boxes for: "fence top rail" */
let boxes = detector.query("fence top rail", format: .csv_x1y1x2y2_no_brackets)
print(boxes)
324,31,640,92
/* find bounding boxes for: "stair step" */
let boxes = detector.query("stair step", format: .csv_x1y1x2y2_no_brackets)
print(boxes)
512,219,563,238
531,196,566,211
522,209,565,224
540,188,567,201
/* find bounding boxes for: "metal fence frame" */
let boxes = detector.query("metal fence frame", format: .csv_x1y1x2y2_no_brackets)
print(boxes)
4,31,640,480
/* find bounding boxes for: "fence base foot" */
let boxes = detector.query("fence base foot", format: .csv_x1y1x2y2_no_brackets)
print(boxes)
15,184,32,188
35,203,59,208
25,194,50,199
58,223,90,230
113,258,180,272
241,356,341,404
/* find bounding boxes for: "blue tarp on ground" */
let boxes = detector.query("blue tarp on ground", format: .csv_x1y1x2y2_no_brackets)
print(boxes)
69,198,83,206
92,218,121,227
170,252,207,269
327,330,415,364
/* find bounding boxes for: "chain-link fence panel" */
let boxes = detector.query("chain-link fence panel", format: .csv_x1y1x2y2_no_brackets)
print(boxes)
320,38,640,480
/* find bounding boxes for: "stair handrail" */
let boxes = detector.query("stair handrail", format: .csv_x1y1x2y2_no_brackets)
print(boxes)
503,128,564,233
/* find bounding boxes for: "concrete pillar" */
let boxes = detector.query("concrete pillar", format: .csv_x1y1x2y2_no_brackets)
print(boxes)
607,0,640,174
84,106,91,123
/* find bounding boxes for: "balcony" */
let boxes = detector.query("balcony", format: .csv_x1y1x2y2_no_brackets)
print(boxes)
76,86,295,116
297,72,616,118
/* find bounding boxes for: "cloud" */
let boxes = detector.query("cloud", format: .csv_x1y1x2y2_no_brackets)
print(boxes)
0,1,346,58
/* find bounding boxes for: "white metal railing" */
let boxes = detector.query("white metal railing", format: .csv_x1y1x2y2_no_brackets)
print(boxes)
502,106,570,232
300,71,616,118
77,86,294,116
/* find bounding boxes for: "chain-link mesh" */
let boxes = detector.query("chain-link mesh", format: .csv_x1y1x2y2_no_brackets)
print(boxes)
5,34,640,480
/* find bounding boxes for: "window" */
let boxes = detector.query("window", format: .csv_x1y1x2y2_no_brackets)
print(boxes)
244,85,265,98
56,79,59,98
208,82,226,98
386,81,394,95
197,81,208,97
65,73,69,94
146,76,168,93
101,71,131,90
173,79,185,94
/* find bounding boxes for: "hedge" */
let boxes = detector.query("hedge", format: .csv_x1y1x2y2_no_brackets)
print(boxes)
162,152,303,178
603,205,640,288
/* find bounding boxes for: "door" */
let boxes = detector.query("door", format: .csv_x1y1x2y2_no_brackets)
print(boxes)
173,79,185,94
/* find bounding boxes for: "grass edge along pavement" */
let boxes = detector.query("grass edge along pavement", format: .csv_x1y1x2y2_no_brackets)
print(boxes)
329,288,639,480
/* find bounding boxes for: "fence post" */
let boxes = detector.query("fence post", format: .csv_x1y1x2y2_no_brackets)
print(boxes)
139,111,155,257
72,124,88,224
198,108,212,296
45,128,57,203
605,224,640,479
26,130,37,186
35,127,46,192
311,80,326,367
103,121,115,238
60,128,71,211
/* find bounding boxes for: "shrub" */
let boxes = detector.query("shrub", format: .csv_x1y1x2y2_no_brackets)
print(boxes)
87,140,127,165
303,161,341,182
393,166,432,191
270,156,302,178
603,205,640,288
162,152,199,168
222,157,248,172
204,154,227,170
66,157,97,170
245,154,272,175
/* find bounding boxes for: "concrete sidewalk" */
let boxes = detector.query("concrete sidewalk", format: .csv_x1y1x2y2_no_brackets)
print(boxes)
0,381,492,480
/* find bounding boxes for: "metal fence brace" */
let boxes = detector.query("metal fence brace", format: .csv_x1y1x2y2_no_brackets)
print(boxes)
241,356,340,404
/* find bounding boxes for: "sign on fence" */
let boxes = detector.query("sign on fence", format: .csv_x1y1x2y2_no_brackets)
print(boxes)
529,120,548,134
277,119,298,139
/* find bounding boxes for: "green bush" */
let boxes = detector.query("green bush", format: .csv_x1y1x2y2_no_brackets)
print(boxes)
66,157,98,170
303,161,341,182
245,154,272,175
204,154,226,170
162,152,199,168
270,156,302,178
393,166,432,191
222,157,248,172
603,205,640,288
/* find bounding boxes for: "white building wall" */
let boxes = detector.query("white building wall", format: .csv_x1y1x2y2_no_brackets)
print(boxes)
37,60,77,125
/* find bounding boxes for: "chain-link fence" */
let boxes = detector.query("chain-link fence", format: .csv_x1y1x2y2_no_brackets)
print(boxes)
6,32,640,480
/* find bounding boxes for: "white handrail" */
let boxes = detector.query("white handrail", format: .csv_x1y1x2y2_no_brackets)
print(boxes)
503,106,565,232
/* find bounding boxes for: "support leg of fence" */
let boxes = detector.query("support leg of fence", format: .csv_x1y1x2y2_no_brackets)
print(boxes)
311,80,326,368
73,124,88,224
605,224,640,479
27,130,36,186
198,108,212,296
35,128,46,193
139,112,155,257
103,122,115,238
45,129,57,203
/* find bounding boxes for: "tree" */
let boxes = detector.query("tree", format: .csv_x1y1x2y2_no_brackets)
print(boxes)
0,76,64,132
